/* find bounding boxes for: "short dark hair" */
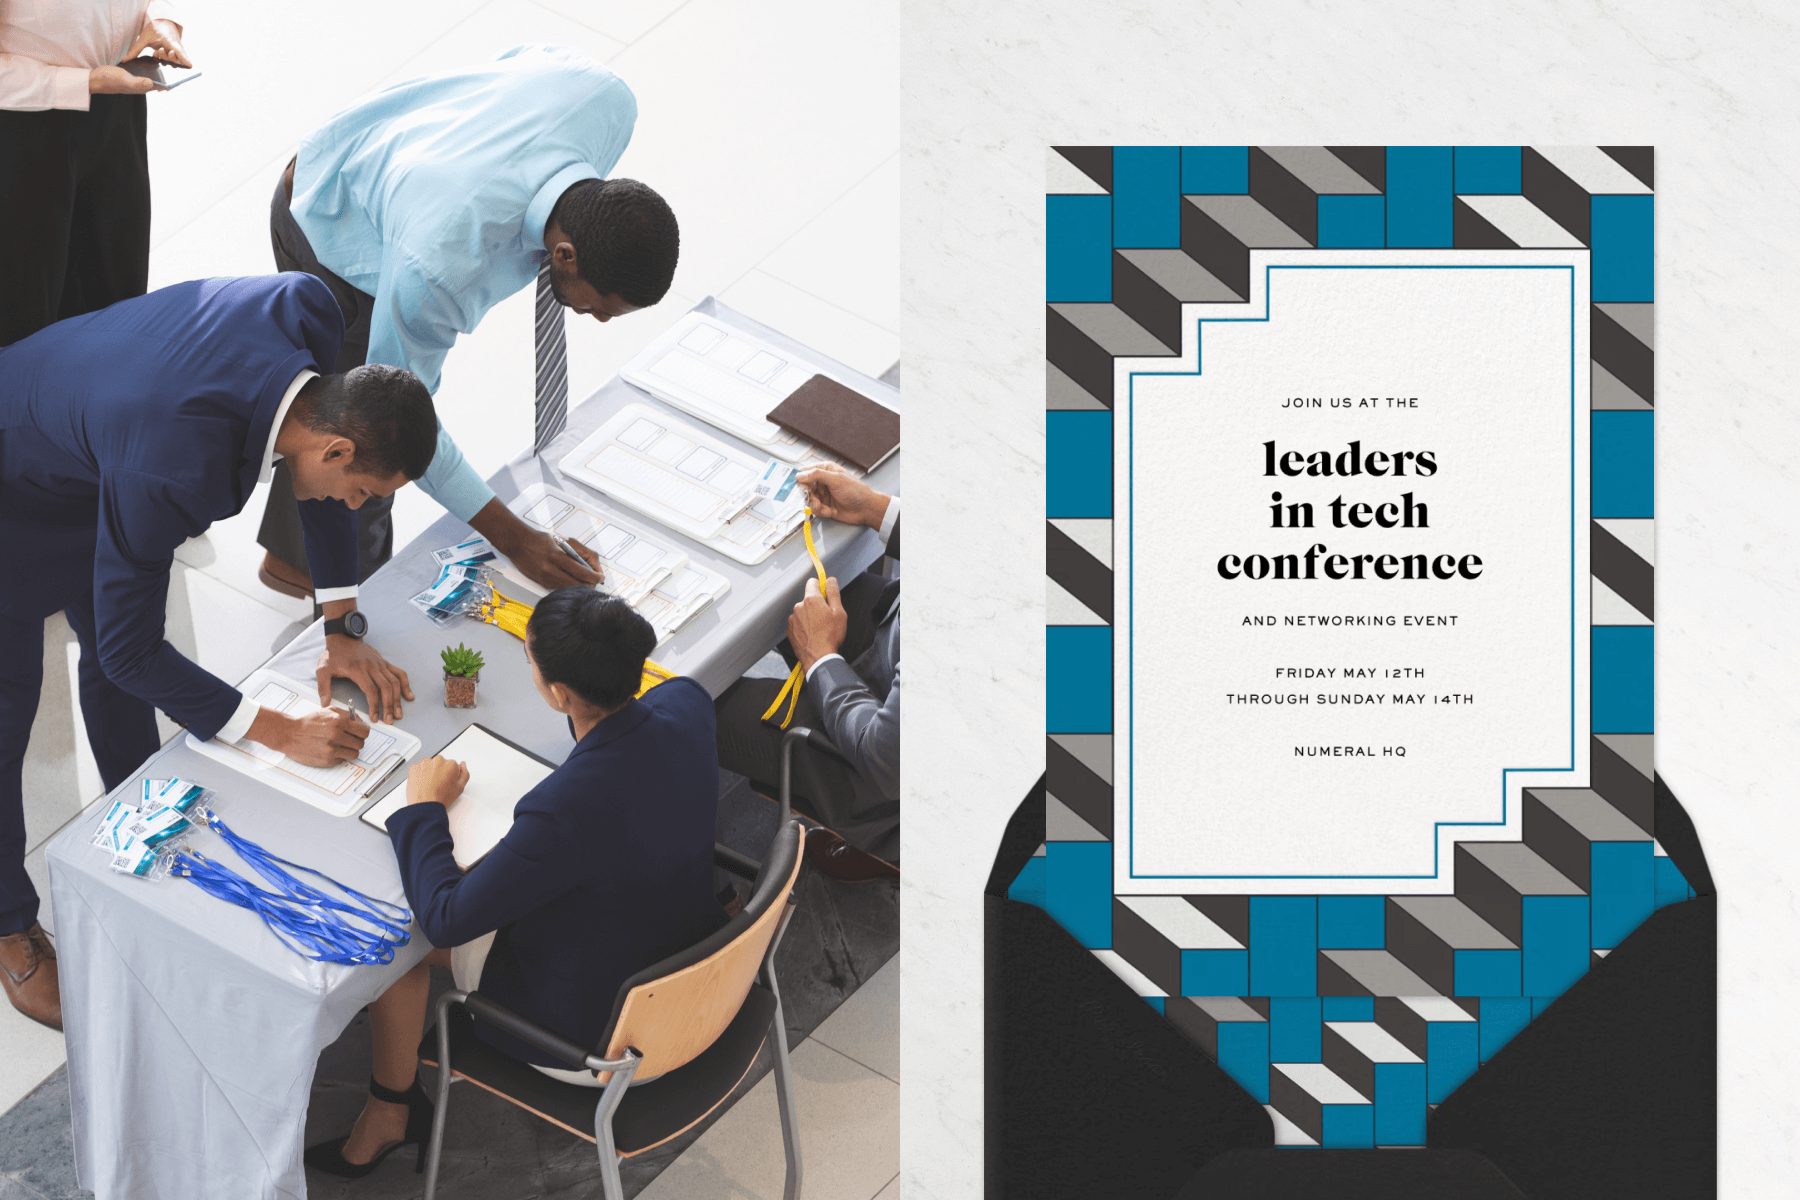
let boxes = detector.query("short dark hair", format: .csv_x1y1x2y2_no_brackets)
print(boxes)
293,365,437,480
527,588,656,711
550,178,679,307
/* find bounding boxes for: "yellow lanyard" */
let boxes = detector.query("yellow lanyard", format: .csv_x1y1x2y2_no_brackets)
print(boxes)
759,507,828,729
480,589,675,697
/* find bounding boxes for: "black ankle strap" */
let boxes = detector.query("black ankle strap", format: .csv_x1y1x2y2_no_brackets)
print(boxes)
369,1076,417,1105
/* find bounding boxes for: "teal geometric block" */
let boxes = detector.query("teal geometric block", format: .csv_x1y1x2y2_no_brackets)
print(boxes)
1047,410,1112,518
1592,410,1653,519
1045,841,1111,948
1318,895,1385,949
1454,949,1522,996
1317,195,1384,248
1479,997,1532,1062
1218,1021,1270,1103
1454,146,1522,194
1426,1022,1478,1102
1250,896,1317,996
1269,997,1323,1062
1654,856,1695,909
1182,948,1249,997
1592,194,1654,303
1590,841,1655,948
1047,626,1111,734
1006,854,1046,909
1323,996,1374,1021
1181,146,1249,195
1522,895,1589,998
1374,1062,1427,1146
1321,1102,1375,1149
1113,146,1181,248
1531,995,1558,1019
1144,996,1165,1015
1047,194,1112,302
1386,146,1453,248
1592,626,1653,734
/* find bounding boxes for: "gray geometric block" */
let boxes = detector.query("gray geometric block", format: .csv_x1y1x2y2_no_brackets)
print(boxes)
1046,735,1111,838
1454,842,1585,946
1047,360,1107,411
1317,950,1439,997
1047,302,1172,406
1385,896,1516,996
1374,996,1478,1059
1181,195,1308,299
1270,1063,1368,1144
1322,1020,1422,1102
1522,788,1652,890
1113,247,1241,350
1167,994,1265,1059
1112,896,1242,998
1046,793,1106,842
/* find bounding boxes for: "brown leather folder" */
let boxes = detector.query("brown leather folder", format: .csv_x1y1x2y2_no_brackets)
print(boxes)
764,374,900,472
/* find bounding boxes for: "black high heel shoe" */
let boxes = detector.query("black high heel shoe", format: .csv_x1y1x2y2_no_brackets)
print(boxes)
304,1075,435,1178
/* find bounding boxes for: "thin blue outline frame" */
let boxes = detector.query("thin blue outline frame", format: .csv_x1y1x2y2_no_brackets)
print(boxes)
1125,262,1580,881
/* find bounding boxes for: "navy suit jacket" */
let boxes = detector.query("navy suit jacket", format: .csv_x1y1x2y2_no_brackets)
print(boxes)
388,678,728,1067
0,275,356,740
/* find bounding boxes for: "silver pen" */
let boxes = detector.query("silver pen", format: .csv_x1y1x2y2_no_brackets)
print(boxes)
550,532,591,569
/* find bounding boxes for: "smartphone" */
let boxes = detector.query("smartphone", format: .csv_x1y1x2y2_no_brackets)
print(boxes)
120,57,201,90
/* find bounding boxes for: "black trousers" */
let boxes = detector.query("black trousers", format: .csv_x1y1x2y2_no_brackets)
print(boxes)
0,596,158,935
258,168,394,581
0,95,150,347
714,571,895,859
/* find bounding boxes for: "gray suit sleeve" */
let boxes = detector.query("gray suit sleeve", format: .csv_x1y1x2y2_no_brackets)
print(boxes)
806,657,900,803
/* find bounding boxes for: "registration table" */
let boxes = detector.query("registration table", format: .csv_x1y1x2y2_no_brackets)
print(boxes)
46,298,899,1200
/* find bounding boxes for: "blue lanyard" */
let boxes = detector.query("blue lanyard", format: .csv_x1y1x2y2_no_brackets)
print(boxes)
168,811,412,965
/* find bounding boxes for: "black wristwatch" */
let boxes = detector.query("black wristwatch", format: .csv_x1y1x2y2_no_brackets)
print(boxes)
323,610,368,639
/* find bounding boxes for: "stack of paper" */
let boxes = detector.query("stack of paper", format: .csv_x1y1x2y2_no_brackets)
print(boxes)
186,670,422,817
559,404,812,566
496,483,731,641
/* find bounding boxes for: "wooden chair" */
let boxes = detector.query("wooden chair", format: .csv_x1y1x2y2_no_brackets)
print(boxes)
418,819,808,1200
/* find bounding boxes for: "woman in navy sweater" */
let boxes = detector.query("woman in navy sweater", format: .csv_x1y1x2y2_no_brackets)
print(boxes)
307,589,726,1177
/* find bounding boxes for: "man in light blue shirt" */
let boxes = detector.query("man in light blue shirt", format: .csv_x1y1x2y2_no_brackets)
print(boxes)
256,44,679,595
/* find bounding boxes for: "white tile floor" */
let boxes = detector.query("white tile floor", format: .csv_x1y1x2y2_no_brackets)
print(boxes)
6,4,898,1194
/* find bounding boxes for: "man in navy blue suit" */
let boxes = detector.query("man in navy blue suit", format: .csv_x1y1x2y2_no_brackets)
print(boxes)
0,273,439,1029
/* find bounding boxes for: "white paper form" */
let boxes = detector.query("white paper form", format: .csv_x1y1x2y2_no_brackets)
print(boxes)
559,404,816,565
622,310,889,464
502,483,685,607
494,484,730,642
185,669,423,817
361,725,556,869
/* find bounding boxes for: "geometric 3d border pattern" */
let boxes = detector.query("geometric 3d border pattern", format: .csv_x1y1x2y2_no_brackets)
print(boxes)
1020,146,1684,1147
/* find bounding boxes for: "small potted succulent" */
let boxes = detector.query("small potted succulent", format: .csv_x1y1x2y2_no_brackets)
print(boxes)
441,643,484,709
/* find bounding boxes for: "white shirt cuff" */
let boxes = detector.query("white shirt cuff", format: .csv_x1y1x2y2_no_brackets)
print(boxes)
215,692,262,745
804,653,844,683
314,585,359,603
54,66,91,112
876,495,899,546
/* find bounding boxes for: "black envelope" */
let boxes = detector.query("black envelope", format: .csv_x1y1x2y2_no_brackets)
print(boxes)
985,774,1715,1199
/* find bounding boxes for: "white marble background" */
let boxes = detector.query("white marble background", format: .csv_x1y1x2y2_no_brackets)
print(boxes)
900,2,1800,1196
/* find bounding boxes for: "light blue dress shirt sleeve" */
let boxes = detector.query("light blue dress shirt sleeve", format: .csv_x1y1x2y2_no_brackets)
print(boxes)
365,242,495,520
291,46,637,525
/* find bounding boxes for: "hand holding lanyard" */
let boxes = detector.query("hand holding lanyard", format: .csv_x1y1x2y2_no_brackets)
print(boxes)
760,507,829,730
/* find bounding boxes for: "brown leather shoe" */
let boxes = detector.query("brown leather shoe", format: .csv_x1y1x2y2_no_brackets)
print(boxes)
0,924,63,1031
258,551,314,599
804,826,899,883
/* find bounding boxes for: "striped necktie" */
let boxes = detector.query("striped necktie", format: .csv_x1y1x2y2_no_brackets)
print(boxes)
534,258,569,453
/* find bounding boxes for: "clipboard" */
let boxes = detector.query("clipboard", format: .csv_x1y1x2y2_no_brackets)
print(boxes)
185,668,423,818
359,724,557,870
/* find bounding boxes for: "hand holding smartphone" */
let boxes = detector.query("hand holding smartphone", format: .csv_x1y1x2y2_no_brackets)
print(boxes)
120,57,201,90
